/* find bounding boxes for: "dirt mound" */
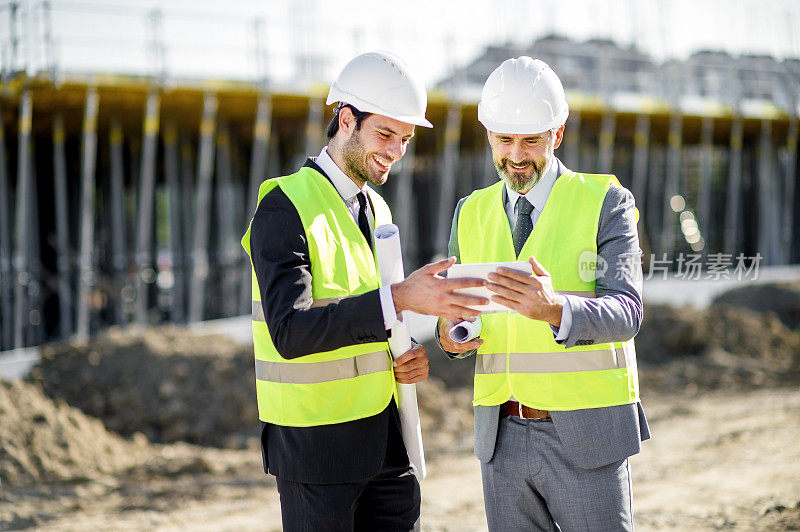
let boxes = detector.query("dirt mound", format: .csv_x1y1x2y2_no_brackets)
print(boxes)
638,303,800,363
21,296,798,465
28,326,472,453
756,501,800,531
638,304,800,393
0,379,147,487
713,281,800,330
633,304,708,363
28,326,260,448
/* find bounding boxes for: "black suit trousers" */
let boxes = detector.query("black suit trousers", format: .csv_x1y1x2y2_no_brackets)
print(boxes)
274,402,420,532
276,463,420,532
270,401,421,532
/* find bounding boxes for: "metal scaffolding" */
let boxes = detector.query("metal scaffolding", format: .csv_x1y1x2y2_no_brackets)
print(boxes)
1,74,797,349
1,14,799,348
75,87,99,341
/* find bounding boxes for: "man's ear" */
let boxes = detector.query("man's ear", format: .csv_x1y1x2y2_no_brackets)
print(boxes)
553,124,565,149
338,106,355,136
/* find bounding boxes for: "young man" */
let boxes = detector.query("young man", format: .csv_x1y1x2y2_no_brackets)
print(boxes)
242,51,486,531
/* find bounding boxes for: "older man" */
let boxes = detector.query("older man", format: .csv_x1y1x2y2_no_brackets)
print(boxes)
437,57,650,531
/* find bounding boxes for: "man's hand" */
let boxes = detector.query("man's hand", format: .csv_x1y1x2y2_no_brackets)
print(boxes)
437,317,483,353
487,256,563,327
392,257,487,320
393,343,429,384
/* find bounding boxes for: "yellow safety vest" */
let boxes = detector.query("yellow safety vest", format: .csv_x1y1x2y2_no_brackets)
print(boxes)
458,171,640,411
241,166,396,426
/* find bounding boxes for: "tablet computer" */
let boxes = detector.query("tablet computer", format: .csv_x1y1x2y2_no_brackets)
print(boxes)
447,261,533,313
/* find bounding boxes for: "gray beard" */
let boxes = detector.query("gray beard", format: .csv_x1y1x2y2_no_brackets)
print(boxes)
495,164,543,193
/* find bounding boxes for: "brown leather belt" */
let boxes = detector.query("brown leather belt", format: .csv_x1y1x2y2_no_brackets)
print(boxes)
501,400,551,421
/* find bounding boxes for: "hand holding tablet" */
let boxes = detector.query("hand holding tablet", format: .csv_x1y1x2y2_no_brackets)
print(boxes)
446,261,533,313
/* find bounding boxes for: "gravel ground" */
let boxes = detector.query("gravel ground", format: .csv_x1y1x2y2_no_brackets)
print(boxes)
3,282,800,530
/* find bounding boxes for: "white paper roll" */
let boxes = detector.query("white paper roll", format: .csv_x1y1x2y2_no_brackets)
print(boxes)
449,317,482,343
374,224,426,479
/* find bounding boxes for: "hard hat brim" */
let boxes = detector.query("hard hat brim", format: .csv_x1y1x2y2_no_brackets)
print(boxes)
327,91,432,128
478,102,567,134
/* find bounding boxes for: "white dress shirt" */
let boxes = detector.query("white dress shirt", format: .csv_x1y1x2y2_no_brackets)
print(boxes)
315,147,400,330
502,159,572,341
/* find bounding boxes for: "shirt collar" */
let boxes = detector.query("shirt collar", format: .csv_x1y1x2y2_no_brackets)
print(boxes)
315,146,366,202
505,157,561,213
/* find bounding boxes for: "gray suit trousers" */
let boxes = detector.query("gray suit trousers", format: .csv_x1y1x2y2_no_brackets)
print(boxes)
481,414,634,532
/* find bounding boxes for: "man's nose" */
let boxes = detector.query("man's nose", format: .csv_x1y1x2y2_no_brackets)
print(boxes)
386,138,403,160
509,142,526,163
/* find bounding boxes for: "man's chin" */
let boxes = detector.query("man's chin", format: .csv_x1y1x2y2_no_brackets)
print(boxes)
503,173,539,193
367,171,390,187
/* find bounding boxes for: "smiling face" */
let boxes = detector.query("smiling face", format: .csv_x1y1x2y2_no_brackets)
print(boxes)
488,126,564,194
334,109,415,188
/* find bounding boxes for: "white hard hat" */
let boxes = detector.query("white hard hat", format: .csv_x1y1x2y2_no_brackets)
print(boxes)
327,51,433,128
478,56,569,134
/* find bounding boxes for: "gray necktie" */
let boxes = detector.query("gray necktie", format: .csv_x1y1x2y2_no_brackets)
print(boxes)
513,196,534,256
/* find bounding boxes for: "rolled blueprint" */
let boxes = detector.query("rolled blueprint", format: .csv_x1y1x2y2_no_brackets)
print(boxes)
449,317,482,343
374,223,426,479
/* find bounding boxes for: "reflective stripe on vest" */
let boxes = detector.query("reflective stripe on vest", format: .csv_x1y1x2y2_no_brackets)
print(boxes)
250,300,391,384
255,350,390,384
252,300,265,322
475,343,635,375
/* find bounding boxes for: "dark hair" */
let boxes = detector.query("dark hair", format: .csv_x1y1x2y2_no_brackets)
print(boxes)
326,104,372,139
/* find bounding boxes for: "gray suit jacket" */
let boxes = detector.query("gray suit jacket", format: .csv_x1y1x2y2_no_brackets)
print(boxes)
443,159,650,470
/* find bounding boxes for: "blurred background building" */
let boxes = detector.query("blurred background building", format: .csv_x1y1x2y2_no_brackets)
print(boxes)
1,0,799,350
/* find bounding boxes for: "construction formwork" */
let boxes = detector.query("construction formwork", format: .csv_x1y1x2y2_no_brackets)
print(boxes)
0,74,798,349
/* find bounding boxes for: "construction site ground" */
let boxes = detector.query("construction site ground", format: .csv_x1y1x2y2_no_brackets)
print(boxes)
3,281,800,531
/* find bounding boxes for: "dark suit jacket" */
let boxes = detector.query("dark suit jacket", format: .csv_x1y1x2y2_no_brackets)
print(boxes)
249,159,408,483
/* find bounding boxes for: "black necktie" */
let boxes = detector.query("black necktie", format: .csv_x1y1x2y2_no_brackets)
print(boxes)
513,196,534,256
356,191,373,252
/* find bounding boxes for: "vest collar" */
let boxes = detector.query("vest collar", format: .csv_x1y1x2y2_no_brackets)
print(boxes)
304,153,375,211
303,156,325,175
